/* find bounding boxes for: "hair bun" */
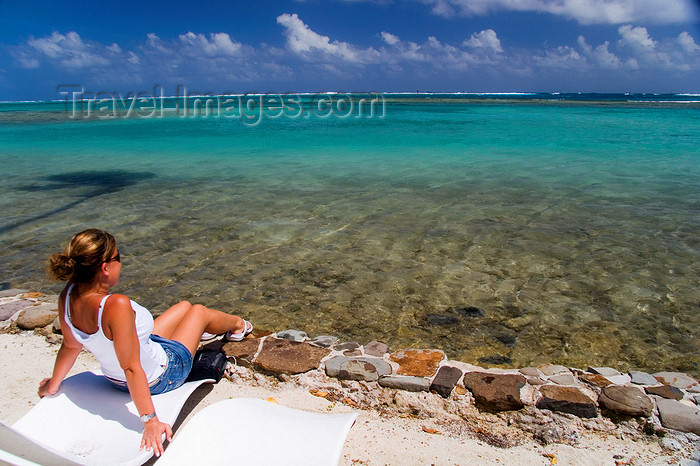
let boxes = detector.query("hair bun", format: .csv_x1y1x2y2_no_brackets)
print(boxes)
48,253,75,281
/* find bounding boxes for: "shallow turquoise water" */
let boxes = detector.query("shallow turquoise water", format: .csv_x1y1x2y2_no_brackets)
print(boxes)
1,96,698,375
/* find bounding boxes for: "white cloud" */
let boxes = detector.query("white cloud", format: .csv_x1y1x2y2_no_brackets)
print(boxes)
381,32,400,46
178,32,242,56
577,36,621,69
617,24,656,52
276,13,379,63
678,31,700,54
24,31,111,68
420,0,694,25
463,29,503,54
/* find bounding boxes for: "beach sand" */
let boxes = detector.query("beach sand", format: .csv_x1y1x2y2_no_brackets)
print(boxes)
1,332,696,465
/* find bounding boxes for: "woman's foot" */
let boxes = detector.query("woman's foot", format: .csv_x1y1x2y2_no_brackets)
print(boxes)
225,320,253,342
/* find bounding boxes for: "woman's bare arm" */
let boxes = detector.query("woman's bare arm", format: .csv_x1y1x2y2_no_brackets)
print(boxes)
38,287,83,397
104,294,172,457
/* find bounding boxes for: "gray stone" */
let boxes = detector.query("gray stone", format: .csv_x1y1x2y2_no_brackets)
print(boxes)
378,376,430,392
536,385,598,418
693,394,700,406
688,385,700,394
527,377,547,385
599,385,654,416
653,372,698,389
538,364,569,376
16,303,58,330
463,372,526,411
604,374,631,386
324,355,349,378
311,335,338,348
548,374,576,385
655,398,700,435
337,357,391,382
0,289,29,298
276,329,308,342
629,371,659,386
430,366,463,398
364,340,389,357
335,341,360,352
588,366,621,377
0,299,35,321
519,367,541,377
646,385,684,400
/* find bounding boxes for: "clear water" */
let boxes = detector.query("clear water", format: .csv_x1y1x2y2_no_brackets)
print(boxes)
1,94,698,376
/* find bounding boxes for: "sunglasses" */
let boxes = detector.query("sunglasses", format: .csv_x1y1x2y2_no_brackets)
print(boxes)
105,250,121,263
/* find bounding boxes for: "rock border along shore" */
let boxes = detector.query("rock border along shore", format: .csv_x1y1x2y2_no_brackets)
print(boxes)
2,289,699,455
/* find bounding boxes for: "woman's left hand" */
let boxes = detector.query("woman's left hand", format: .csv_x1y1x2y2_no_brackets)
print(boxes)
38,378,57,398
140,417,172,457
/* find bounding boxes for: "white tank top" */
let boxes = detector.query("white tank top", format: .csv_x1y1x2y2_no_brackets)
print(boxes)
63,283,167,383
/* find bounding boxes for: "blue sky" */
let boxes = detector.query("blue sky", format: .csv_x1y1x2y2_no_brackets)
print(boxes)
1,0,699,100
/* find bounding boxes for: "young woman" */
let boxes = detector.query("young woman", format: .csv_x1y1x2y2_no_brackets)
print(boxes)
40,228,252,457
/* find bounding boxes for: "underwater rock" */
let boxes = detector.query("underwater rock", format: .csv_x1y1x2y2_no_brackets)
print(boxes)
478,355,512,365
455,306,485,318
425,314,458,326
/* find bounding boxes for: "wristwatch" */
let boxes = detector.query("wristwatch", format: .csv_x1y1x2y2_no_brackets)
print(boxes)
140,413,157,423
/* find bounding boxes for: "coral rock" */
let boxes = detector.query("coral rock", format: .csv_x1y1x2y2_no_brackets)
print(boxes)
390,349,445,377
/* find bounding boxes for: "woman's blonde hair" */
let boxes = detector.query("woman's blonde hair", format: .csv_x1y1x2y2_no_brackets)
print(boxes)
48,229,117,283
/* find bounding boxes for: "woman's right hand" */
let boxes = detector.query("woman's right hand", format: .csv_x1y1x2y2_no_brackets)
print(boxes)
140,417,172,457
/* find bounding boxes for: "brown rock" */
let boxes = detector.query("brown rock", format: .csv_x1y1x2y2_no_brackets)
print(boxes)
20,292,45,299
599,385,653,416
579,373,613,388
222,337,262,366
463,372,526,411
430,366,463,398
364,340,389,357
253,337,330,375
16,304,58,330
390,349,445,377
645,385,684,400
536,385,598,418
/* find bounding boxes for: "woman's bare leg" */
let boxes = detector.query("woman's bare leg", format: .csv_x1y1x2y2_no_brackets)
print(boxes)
153,301,246,355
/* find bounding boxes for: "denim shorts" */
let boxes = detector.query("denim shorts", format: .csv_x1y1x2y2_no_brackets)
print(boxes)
108,334,193,395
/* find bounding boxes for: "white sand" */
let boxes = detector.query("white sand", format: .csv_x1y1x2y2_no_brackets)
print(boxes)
0,332,695,465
